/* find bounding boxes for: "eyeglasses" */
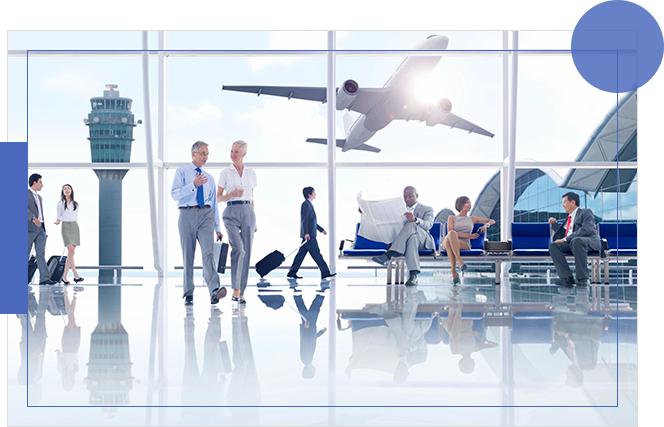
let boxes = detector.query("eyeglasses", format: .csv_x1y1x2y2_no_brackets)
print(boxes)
194,151,209,157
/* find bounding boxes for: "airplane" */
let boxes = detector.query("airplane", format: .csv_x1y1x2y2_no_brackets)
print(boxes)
221,35,494,153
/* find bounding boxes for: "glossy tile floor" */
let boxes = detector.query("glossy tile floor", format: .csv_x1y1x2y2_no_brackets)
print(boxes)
9,271,637,426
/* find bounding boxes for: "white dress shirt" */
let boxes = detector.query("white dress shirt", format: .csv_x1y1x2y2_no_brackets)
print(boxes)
565,207,579,240
30,188,43,222
56,200,78,222
218,164,257,202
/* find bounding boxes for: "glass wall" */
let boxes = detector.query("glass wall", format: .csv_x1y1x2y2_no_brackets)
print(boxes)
17,30,636,272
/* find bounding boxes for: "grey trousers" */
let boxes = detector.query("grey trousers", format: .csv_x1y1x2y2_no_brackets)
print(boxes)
178,208,221,298
549,237,591,282
390,222,427,273
28,228,49,282
223,204,256,296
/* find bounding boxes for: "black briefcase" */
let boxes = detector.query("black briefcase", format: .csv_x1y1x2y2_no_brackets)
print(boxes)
214,241,229,274
28,255,38,283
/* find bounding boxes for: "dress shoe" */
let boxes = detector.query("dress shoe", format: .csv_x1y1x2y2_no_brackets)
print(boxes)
287,273,303,279
554,278,575,288
184,295,193,305
40,279,57,285
371,253,391,267
211,287,227,305
74,277,84,283
238,298,247,305
576,279,590,287
405,271,419,286
321,272,336,279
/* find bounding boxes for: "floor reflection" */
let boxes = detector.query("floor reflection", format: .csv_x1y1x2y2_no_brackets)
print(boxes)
11,277,637,426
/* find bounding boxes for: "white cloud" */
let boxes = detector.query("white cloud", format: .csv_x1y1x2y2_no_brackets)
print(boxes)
43,69,99,98
168,100,223,131
247,31,350,72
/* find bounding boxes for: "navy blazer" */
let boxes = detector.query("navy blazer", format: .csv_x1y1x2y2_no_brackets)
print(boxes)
300,199,324,239
552,208,601,252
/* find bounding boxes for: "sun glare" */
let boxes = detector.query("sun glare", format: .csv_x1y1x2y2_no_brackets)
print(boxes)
411,75,447,105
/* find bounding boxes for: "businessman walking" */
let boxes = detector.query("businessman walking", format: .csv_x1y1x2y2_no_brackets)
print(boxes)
287,187,336,279
28,174,56,285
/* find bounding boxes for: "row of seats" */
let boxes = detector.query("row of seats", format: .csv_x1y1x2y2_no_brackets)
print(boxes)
341,222,637,258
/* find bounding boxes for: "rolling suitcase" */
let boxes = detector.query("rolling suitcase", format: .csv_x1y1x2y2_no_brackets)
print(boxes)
47,251,68,284
255,241,306,278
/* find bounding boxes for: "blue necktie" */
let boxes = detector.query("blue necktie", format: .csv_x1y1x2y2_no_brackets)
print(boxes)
195,168,205,207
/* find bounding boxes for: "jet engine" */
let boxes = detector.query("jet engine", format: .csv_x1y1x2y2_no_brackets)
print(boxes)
425,98,453,127
336,79,359,110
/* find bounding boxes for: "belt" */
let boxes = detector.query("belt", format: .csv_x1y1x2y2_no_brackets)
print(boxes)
227,200,252,206
179,205,211,210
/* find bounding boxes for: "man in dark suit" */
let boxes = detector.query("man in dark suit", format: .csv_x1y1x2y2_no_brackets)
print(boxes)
28,174,56,285
548,192,602,287
287,187,336,279
295,293,327,379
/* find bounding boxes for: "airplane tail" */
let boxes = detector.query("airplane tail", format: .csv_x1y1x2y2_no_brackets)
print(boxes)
306,138,381,153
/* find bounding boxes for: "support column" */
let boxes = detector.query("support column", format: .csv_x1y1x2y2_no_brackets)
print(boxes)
500,31,510,242
326,31,337,273
157,31,168,277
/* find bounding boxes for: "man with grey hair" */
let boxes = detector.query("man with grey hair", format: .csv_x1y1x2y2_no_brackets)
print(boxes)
370,186,435,286
171,141,227,305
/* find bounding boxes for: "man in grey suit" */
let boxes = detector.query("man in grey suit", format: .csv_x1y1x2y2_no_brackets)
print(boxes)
548,192,602,287
371,186,435,286
28,174,56,285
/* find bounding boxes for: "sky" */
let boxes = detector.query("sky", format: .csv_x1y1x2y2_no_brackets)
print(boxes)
15,30,626,271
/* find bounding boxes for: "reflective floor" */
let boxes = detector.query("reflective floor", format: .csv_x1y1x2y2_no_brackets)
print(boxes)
9,271,637,426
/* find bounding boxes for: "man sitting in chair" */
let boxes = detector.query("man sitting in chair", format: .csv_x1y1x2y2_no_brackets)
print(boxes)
548,192,602,287
370,186,435,286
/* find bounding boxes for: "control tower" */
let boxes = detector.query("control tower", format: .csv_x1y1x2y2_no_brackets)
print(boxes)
85,84,140,282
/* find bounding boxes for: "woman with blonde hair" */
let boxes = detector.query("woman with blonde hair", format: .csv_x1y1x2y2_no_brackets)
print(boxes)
217,140,257,304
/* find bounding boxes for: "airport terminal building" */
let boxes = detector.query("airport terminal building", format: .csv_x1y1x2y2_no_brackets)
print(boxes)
470,90,637,241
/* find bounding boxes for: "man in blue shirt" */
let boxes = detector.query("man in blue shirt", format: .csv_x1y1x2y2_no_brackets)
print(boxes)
171,141,227,305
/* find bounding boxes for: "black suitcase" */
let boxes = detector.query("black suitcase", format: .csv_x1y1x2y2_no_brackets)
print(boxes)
255,241,306,278
28,255,38,283
47,254,68,283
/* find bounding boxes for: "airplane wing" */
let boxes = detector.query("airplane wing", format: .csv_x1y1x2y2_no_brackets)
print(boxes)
440,113,495,138
222,85,389,115
222,85,327,102
394,99,494,138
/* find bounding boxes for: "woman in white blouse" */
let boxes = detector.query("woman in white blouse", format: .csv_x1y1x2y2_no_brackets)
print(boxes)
217,140,257,304
54,184,83,285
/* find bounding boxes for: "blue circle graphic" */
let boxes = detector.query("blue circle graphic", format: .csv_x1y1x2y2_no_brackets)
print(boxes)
572,3,638,93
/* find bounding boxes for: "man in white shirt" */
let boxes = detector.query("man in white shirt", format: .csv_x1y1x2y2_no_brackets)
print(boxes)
171,141,227,305
548,192,602,287
28,174,56,285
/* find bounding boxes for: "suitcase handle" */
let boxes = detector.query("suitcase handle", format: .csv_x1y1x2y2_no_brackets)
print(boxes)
285,240,308,259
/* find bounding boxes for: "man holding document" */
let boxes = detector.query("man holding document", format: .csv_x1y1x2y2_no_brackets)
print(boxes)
362,186,435,286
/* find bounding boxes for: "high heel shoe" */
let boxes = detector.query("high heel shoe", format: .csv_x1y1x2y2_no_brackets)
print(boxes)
62,280,70,285
74,277,84,283
459,263,468,275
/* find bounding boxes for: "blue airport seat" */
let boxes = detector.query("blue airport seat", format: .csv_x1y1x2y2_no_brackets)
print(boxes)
418,222,441,256
598,223,637,256
342,222,441,257
440,222,486,256
511,223,551,256
511,311,554,344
